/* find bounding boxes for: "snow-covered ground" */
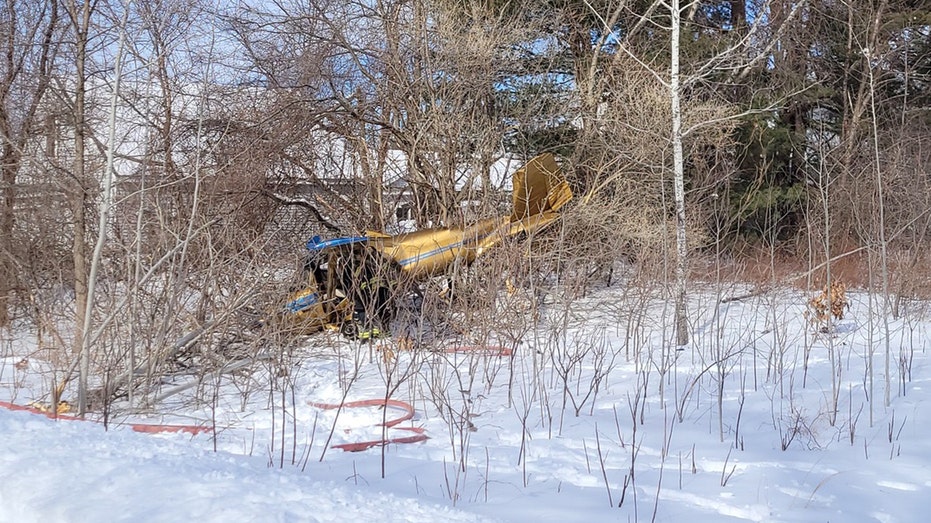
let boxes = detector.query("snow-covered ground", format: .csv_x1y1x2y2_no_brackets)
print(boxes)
0,409,489,523
2,285,930,522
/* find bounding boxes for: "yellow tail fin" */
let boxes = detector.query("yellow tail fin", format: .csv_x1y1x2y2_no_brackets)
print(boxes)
510,153,572,223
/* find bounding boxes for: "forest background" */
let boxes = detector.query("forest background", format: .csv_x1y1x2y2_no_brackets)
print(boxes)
1,0,930,415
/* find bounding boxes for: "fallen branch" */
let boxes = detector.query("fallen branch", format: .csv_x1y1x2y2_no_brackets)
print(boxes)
720,287,768,304
152,352,275,404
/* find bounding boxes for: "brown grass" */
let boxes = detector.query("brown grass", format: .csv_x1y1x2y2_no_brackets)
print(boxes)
686,243,931,299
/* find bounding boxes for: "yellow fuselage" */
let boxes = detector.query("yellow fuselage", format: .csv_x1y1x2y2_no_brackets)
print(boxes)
283,153,572,333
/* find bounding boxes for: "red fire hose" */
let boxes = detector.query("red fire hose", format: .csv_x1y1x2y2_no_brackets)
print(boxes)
307,398,428,452
0,400,212,435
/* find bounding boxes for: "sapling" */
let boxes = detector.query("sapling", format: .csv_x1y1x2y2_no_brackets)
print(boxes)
300,412,317,472
317,346,362,462
701,296,756,442
442,457,461,505
552,327,613,424
887,410,907,460
480,446,490,503
866,44,893,409
848,386,863,446
719,445,737,487
512,364,538,488
620,377,647,518
594,424,613,507
373,336,425,478
652,397,680,523
734,382,746,450
421,343,482,477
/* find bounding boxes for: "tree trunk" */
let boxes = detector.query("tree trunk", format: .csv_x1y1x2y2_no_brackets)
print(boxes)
67,0,92,415
671,0,689,346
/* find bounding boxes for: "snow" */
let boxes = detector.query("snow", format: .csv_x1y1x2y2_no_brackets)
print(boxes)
0,408,488,523
2,285,931,522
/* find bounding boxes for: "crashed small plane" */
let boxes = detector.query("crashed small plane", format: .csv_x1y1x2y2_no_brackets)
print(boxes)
282,153,572,337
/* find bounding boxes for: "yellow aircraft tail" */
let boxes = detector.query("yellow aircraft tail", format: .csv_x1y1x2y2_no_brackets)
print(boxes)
510,153,572,223
371,153,572,277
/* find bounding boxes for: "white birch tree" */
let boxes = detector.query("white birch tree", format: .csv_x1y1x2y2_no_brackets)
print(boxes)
586,0,807,345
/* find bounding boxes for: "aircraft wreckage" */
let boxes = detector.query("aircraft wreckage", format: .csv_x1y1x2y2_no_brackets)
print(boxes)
281,153,572,338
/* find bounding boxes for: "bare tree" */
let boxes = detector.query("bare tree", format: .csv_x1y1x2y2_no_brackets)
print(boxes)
61,0,95,413
0,0,61,327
